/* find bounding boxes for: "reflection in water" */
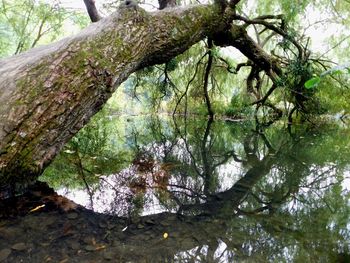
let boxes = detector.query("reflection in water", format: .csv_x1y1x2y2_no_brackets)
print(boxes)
1,115,350,262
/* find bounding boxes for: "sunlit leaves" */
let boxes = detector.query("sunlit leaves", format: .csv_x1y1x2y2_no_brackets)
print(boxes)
304,76,321,89
0,0,88,57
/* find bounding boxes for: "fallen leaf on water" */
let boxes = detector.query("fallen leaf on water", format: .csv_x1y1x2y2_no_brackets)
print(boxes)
29,204,45,213
163,232,168,239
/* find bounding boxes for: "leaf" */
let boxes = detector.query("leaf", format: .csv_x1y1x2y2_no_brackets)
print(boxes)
304,77,320,89
29,204,45,213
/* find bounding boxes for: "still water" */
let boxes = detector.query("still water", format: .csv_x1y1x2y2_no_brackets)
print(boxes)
0,114,349,262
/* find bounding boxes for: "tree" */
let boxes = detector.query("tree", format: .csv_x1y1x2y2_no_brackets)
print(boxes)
0,0,345,183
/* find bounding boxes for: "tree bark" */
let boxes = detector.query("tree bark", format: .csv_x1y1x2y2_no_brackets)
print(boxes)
0,4,232,183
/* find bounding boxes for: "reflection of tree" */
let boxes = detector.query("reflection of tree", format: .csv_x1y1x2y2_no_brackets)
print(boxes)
100,117,349,261
32,116,350,262
41,110,134,212
160,117,276,218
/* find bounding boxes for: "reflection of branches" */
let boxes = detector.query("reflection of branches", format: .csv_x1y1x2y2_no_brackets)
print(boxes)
300,166,336,189
201,118,213,195
172,116,280,215
168,186,206,200
73,151,94,210
148,116,177,158
172,117,202,177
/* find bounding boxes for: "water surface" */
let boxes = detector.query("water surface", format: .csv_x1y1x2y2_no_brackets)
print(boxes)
1,115,349,262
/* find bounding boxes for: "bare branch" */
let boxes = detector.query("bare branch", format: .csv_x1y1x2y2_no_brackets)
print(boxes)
203,39,215,119
233,14,305,60
83,0,101,22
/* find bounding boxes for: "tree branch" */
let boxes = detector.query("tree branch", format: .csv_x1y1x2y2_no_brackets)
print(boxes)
233,14,305,60
203,39,214,119
83,0,101,22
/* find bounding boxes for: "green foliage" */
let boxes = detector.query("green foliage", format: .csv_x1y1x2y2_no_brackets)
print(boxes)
166,58,178,72
1,0,349,121
225,94,253,117
304,76,321,89
0,0,88,57
41,108,134,189
210,45,220,58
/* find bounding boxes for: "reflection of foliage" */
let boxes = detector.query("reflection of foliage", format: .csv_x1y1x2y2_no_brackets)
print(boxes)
41,108,133,191
225,93,253,117
126,117,349,261
41,115,350,261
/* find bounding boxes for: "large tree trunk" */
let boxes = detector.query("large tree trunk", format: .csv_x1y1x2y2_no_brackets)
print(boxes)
0,1,284,185
0,4,232,183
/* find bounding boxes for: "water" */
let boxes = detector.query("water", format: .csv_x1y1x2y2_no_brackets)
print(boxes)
0,114,349,262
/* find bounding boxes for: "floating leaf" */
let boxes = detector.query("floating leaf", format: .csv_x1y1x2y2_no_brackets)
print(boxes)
29,204,45,213
304,77,320,89
163,232,168,239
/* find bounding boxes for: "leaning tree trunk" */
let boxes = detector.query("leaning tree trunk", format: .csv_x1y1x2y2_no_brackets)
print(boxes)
0,4,233,184
0,0,283,185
